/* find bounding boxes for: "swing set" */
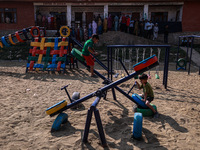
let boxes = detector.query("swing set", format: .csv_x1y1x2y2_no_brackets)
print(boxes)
113,46,162,79
177,35,200,75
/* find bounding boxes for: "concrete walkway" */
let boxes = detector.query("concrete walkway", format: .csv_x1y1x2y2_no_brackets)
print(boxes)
180,46,200,66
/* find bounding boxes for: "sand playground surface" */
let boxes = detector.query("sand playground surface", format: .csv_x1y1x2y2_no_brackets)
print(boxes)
0,60,200,150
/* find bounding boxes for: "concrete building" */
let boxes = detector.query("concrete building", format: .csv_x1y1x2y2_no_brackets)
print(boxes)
0,0,199,32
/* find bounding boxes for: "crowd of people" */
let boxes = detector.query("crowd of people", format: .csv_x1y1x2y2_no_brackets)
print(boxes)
70,14,170,43
36,12,169,44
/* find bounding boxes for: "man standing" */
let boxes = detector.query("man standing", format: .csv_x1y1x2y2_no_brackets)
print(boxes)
164,25,169,43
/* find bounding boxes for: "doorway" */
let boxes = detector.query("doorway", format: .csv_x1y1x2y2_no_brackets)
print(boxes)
75,12,82,27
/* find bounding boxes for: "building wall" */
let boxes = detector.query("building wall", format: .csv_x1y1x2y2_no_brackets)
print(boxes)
0,2,34,31
182,1,200,32
149,5,181,21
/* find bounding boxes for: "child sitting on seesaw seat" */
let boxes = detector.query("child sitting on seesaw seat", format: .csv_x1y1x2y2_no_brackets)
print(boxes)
136,73,159,118
82,34,99,77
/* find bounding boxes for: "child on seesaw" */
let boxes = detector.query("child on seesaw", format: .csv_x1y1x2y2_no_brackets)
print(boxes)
82,34,99,77
136,73,159,118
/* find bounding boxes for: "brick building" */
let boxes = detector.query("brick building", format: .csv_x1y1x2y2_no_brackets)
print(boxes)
0,0,199,32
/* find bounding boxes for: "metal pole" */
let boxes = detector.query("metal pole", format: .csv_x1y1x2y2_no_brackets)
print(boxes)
118,57,130,76
107,47,110,79
176,37,180,70
186,38,189,70
164,47,170,89
111,47,113,81
82,108,93,143
188,37,194,75
94,109,107,147
163,47,167,86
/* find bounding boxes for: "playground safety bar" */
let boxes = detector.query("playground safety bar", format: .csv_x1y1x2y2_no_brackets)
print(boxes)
50,60,159,117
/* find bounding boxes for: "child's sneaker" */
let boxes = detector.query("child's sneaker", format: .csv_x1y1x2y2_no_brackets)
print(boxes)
153,112,159,118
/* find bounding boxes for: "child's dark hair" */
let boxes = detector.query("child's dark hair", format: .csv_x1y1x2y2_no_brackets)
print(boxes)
139,73,148,80
92,34,99,40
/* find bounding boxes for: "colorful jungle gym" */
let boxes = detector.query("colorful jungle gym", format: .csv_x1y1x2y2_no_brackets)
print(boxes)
0,26,76,73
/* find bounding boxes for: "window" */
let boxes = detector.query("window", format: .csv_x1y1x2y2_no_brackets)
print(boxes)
151,12,168,22
0,8,17,23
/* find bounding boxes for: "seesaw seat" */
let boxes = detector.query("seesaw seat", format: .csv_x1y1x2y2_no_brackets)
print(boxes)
132,93,157,117
132,93,148,108
133,55,158,71
46,100,67,115
71,48,85,62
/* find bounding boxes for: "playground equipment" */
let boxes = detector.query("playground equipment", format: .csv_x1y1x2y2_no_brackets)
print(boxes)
107,45,170,89
132,94,157,117
0,25,76,73
176,35,200,75
113,47,162,80
0,26,46,48
26,37,70,73
46,54,159,147
45,37,170,146
132,112,143,140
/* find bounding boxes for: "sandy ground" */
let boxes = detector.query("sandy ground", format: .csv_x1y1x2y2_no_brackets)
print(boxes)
0,60,200,150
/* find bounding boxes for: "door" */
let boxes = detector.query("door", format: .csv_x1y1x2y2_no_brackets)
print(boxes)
86,12,93,27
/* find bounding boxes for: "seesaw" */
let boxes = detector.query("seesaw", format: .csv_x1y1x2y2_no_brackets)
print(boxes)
46,53,159,146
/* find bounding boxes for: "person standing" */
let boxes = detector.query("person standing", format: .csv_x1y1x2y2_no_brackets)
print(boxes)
121,14,126,32
114,15,119,31
92,20,97,34
88,23,92,39
126,15,130,33
103,17,108,33
134,19,139,36
129,16,134,34
147,20,154,39
144,19,150,38
164,25,169,43
153,23,159,40
97,18,103,34
84,25,88,41
82,34,99,77
107,14,113,31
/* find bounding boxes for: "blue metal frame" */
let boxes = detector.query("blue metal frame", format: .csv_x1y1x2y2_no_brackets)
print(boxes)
82,96,107,147
176,35,199,75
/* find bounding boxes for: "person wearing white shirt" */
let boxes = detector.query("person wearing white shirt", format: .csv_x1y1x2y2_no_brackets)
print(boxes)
153,23,159,40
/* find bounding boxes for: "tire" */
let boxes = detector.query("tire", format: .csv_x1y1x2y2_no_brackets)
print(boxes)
177,58,186,68
133,112,143,139
51,113,68,131
136,104,157,117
